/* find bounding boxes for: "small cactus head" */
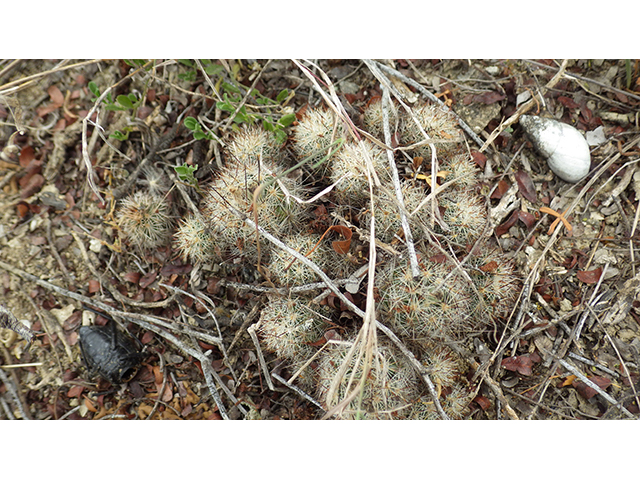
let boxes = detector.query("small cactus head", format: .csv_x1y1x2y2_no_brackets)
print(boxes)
399,103,464,159
258,297,328,360
292,108,344,166
329,140,390,207
117,192,172,250
363,97,398,141
376,256,473,339
226,125,281,167
316,337,420,419
173,213,217,264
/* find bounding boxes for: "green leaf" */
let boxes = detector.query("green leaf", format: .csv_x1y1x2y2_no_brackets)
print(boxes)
263,120,274,132
221,82,241,94
88,81,100,98
116,95,134,109
174,164,198,182
178,59,194,67
193,131,206,140
216,102,235,113
275,129,287,144
276,89,289,103
204,64,224,76
184,116,199,131
110,130,128,141
278,113,296,127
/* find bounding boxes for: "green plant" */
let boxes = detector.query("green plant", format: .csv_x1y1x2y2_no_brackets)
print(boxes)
88,80,144,140
173,163,202,194
183,116,214,141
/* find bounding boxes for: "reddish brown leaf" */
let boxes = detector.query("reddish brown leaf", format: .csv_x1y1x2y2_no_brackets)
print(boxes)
330,225,352,254
123,272,141,284
573,376,612,400
576,267,602,285
20,174,45,199
517,210,536,229
501,355,534,376
495,209,519,237
514,170,537,203
88,279,100,293
473,395,492,411
479,261,499,273
557,96,579,109
139,271,158,288
48,85,64,107
160,264,192,276
470,150,486,168
19,146,35,168
471,91,506,105
67,385,84,398
490,180,510,199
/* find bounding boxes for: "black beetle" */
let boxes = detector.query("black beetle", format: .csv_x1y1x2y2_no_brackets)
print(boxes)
79,324,143,384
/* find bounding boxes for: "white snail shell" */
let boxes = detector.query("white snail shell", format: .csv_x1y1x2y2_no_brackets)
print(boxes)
519,115,591,183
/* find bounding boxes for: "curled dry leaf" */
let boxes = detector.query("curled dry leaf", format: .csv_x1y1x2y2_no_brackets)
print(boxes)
490,180,511,199
329,225,352,254
473,395,492,411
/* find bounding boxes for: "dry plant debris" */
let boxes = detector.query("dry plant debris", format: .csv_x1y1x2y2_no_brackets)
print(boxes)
1,59,640,420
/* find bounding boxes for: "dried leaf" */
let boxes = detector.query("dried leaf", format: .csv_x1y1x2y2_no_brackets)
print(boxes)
576,267,602,285
48,85,64,107
479,261,499,273
470,150,486,168
495,209,519,237
561,374,577,387
573,376,612,399
501,355,534,376
517,210,536,229
329,225,352,254
557,96,579,109
514,170,537,203
139,270,158,288
123,272,141,283
19,146,35,168
490,180,510,199
473,395,492,411
471,91,506,105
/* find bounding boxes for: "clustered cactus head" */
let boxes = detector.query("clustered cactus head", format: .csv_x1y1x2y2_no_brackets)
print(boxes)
316,338,420,419
292,108,344,164
268,233,330,287
467,248,520,319
174,155,309,265
328,140,390,207
438,194,487,246
399,103,464,158
173,213,216,264
117,192,172,250
363,97,398,140
226,125,281,166
358,181,427,244
258,297,328,360
409,383,474,420
376,257,473,339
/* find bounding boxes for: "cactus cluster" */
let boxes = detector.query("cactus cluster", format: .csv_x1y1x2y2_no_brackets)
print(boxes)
115,96,520,419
